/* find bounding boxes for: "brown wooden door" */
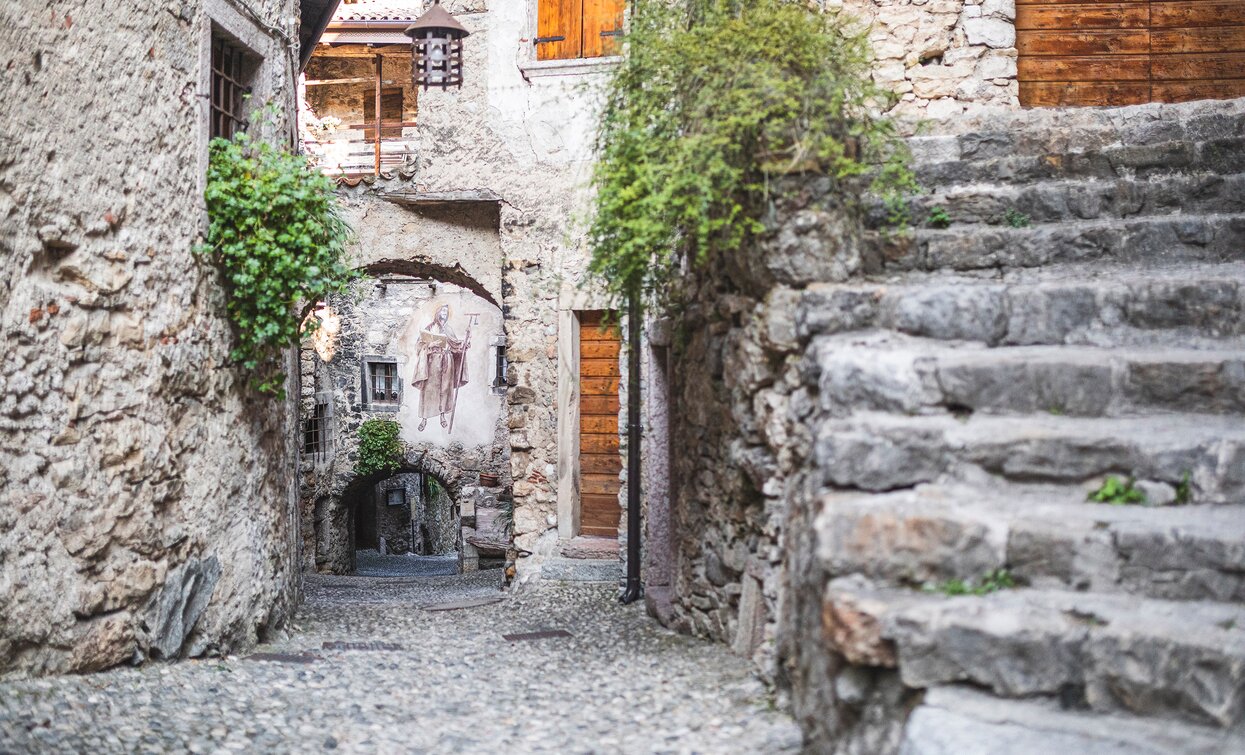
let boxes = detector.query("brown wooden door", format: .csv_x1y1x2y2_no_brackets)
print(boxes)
1018,1,1245,106
578,312,621,538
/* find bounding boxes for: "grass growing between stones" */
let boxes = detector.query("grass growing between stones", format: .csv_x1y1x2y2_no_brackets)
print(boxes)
925,568,1015,597
1088,476,1147,505
1005,208,1032,228
927,206,952,229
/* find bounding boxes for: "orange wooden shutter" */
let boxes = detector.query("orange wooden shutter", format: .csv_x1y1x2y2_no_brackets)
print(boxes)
537,0,583,61
583,0,626,59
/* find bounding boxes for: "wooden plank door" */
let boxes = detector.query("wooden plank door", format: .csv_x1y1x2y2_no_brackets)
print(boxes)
1151,1,1245,102
1018,1,1245,106
1017,0,1153,107
578,311,621,538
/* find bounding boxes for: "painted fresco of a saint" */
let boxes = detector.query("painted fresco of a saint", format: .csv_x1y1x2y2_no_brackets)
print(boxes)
411,304,470,432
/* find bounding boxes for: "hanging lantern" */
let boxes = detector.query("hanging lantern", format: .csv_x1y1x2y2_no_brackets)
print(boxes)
404,1,470,91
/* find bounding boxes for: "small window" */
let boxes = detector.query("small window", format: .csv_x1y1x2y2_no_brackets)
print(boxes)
303,398,331,460
210,33,258,140
386,488,407,507
362,356,402,411
536,0,625,61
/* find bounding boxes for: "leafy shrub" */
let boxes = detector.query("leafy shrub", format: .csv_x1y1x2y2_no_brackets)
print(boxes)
356,419,402,477
200,130,356,397
588,0,916,307
1088,476,1146,505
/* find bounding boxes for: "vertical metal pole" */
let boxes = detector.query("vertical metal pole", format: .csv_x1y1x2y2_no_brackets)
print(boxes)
374,54,383,176
621,287,643,604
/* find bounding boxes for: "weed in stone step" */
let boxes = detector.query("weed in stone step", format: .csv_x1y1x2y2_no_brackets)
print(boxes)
1088,475,1147,505
1219,619,1237,631
927,206,952,229
1175,470,1193,505
1004,208,1031,228
1048,406,1064,416
925,568,1015,596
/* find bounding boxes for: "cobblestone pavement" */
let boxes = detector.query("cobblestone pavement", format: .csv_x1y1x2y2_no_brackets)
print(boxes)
353,550,460,578
0,573,802,754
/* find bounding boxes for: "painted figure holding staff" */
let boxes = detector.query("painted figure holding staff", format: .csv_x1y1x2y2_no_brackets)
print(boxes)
411,304,472,432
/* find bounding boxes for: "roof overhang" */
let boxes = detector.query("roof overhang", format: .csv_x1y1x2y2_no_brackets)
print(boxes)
299,0,344,71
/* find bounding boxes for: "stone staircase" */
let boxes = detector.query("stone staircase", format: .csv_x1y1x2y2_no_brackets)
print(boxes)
803,99,1245,753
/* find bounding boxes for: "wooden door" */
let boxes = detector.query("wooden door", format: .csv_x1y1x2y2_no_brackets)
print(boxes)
1018,1,1245,106
578,312,621,538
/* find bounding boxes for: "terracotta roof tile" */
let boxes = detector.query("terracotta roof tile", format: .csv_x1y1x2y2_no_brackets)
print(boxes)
333,0,422,23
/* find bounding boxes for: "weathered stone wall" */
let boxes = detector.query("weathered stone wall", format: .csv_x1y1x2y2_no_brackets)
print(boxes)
0,0,303,675
831,0,1018,119
662,177,865,675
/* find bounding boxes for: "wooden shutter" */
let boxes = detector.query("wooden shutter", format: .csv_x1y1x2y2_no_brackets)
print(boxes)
1018,1,1245,106
363,88,404,141
583,0,626,59
537,0,583,61
577,312,621,539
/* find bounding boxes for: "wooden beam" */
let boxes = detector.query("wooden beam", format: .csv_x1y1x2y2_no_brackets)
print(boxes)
374,55,382,176
305,77,401,86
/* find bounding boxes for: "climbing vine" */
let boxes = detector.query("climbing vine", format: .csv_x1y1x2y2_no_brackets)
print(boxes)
587,0,918,307
200,129,356,397
356,419,403,477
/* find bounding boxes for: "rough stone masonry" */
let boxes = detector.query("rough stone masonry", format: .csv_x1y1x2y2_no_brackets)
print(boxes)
0,0,304,675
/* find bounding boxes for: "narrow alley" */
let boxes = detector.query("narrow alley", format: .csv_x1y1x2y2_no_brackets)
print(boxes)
0,571,801,754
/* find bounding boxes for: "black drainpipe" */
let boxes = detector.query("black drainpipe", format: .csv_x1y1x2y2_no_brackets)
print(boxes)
620,286,643,604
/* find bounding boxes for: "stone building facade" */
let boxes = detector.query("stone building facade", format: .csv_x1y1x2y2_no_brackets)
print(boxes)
0,0,337,676
296,0,630,582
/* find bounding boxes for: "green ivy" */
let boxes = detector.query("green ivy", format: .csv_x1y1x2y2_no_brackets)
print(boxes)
1088,476,1147,505
926,569,1016,597
356,419,403,477
587,0,918,308
199,130,356,397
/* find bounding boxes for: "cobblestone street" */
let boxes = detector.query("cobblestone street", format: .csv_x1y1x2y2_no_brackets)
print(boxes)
0,573,801,754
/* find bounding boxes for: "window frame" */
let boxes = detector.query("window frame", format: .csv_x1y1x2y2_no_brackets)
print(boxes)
361,355,402,412
532,0,626,63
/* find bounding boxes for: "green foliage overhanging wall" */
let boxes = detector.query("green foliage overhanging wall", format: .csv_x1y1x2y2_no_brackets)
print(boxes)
200,131,356,397
357,419,403,477
587,0,917,307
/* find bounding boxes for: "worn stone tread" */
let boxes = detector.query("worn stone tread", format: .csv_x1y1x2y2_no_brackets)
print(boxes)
872,172,1245,230
816,484,1245,601
901,686,1245,755
812,332,1245,417
817,412,1245,501
871,212,1245,273
797,260,1245,347
825,576,1245,727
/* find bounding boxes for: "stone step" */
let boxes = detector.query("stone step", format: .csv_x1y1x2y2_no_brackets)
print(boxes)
906,100,1245,166
815,485,1245,602
868,173,1245,230
866,213,1245,274
811,334,1245,417
815,412,1245,503
911,137,1245,188
824,577,1245,727
796,262,1245,347
900,686,1245,755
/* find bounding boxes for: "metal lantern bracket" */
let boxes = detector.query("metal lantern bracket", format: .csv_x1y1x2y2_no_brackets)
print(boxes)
404,1,470,91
